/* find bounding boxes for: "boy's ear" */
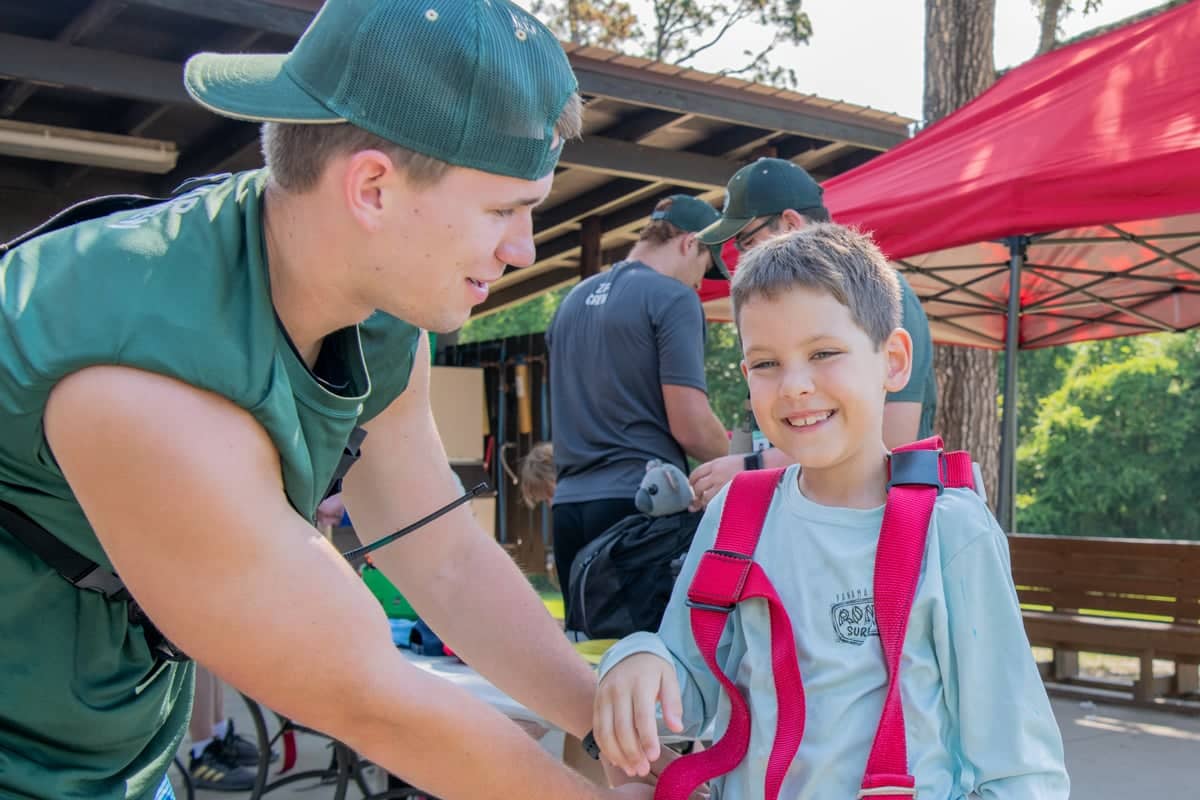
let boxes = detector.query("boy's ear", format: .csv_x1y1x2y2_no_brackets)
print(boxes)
883,327,913,393
740,359,750,381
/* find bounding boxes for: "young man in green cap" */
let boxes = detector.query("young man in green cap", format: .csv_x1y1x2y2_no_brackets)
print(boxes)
688,158,938,507
0,2,652,799
547,195,729,614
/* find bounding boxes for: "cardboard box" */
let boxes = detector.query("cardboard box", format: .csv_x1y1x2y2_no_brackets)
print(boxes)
429,366,485,463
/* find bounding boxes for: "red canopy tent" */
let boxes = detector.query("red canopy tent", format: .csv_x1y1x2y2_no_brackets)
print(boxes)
700,0,1200,529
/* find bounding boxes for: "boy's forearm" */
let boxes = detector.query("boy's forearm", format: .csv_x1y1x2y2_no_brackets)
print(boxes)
404,533,597,738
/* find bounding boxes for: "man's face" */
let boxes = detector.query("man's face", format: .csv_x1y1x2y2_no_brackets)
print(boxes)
734,212,809,254
363,165,553,333
681,235,714,289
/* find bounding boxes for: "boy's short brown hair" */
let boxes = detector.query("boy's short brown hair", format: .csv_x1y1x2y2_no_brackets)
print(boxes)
261,93,584,193
730,223,900,348
519,442,557,508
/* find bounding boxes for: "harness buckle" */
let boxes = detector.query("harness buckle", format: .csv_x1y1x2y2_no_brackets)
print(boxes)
857,787,917,798
686,549,754,613
886,449,944,495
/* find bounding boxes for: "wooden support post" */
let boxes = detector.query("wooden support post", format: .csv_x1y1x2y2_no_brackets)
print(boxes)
1175,661,1200,695
580,216,602,280
1133,650,1156,702
1053,649,1079,682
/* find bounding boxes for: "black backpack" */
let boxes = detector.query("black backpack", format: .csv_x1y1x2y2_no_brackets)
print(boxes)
566,510,704,640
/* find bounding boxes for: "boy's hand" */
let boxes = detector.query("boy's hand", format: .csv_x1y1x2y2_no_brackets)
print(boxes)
594,653,684,777
688,454,744,510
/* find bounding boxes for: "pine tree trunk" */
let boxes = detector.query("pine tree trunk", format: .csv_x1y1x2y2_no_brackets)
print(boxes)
924,0,1002,505
1037,0,1066,55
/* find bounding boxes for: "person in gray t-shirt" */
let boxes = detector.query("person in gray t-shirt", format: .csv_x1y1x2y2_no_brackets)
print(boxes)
546,195,729,612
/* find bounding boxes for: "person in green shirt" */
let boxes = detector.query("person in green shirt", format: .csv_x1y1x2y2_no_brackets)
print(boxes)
0,2,651,799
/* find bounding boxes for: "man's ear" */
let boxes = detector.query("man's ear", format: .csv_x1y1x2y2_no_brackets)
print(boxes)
883,327,914,393
779,208,809,232
341,149,396,232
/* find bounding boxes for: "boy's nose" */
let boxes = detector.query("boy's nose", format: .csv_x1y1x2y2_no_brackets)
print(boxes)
780,366,815,398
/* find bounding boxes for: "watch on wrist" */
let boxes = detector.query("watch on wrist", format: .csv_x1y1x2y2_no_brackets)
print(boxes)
744,451,764,471
582,729,601,760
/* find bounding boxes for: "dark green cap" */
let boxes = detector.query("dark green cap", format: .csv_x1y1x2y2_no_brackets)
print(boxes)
698,157,826,246
184,0,578,181
650,194,729,280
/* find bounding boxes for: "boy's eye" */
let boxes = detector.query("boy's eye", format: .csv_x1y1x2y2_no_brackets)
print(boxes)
748,360,778,370
492,208,515,218
811,350,840,361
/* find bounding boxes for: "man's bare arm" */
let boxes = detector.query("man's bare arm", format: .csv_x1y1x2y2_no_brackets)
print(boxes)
45,365,622,800
662,384,728,463
341,334,599,740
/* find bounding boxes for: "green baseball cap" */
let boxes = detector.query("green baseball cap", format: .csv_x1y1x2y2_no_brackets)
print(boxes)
650,194,729,280
183,0,578,181
698,157,826,246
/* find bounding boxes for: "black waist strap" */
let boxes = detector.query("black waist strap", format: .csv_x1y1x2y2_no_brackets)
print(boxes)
0,499,128,599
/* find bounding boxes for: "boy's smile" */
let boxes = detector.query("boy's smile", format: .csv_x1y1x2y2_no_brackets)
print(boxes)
739,286,911,507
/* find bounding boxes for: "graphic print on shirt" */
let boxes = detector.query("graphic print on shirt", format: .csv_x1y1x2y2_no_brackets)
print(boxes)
830,587,878,645
585,280,612,306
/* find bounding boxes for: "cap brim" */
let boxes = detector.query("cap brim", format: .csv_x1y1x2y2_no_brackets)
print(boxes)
697,215,753,246
704,244,729,280
184,53,343,124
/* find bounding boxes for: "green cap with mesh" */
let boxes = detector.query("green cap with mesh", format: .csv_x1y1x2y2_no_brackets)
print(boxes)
184,0,578,181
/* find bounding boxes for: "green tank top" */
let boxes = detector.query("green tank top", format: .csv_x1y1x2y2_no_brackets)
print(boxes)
0,171,420,799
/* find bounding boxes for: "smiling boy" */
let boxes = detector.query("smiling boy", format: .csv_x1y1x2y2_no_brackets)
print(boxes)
591,225,1068,799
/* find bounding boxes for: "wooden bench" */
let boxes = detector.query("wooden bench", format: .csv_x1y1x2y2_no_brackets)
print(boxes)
1008,533,1200,702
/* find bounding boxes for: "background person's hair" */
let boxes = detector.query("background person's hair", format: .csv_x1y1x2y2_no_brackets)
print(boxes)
519,441,557,508
261,93,584,192
731,223,900,348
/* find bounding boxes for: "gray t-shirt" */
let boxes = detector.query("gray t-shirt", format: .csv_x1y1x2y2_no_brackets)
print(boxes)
547,261,708,504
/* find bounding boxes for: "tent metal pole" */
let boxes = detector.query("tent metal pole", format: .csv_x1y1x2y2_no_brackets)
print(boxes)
997,236,1026,532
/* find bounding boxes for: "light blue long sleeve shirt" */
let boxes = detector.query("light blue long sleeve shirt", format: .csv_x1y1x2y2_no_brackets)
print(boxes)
598,466,1069,800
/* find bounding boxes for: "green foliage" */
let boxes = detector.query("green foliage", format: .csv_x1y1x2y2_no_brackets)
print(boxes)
530,1,641,48
533,0,813,88
704,323,749,430
458,286,570,345
1016,331,1200,539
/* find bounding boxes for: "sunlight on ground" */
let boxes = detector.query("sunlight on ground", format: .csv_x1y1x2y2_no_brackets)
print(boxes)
1073,714,1200,742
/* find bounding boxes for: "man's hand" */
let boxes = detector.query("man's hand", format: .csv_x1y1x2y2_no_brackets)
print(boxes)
688,454,745,510
594,653,683,778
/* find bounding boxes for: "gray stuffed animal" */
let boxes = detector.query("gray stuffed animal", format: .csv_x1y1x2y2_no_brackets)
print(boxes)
635,459,695,516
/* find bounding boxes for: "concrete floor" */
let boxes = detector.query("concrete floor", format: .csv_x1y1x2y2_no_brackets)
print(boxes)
169,689,1200,800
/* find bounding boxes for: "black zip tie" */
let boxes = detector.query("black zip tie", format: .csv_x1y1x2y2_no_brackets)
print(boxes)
342,482,490,564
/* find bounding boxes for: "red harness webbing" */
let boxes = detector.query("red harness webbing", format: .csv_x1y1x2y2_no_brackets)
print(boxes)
654,437,974,800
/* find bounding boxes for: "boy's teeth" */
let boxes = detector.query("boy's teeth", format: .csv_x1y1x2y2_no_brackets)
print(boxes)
788,411,832,427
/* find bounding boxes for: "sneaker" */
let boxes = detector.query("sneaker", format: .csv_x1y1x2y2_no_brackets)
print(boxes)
189,741,256,792
213,719,277,767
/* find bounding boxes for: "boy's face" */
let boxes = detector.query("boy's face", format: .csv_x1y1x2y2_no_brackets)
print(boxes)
739,286,912,473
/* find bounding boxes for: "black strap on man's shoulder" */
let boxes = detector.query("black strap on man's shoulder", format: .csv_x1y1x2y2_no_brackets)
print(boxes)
0,499,128,598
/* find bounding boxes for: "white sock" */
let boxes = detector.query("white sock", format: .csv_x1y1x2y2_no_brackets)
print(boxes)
212,718,230,740
190,737,214,759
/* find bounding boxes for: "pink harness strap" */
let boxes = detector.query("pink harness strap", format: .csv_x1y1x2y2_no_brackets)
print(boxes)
655,437,973,800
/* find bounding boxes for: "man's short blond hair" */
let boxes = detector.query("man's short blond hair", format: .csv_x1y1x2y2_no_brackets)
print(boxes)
261,93,584,192
519,442,557,508
731,223,900,348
